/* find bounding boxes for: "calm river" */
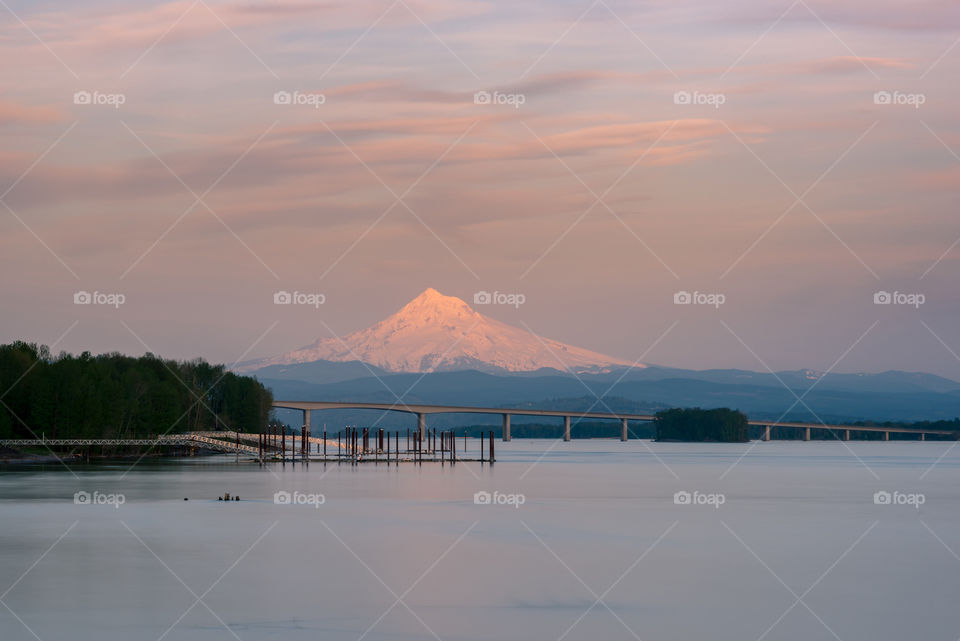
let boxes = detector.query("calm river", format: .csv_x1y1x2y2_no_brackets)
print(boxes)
2,440,959,640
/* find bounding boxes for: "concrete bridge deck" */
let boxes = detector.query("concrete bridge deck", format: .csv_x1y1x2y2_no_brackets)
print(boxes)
272,400,957,442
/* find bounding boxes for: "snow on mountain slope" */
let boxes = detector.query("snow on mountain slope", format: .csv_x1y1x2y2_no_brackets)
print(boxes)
238,288,637,374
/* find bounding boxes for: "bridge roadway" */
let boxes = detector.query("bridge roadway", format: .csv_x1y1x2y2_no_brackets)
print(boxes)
271,401,957,442
0,434,261,456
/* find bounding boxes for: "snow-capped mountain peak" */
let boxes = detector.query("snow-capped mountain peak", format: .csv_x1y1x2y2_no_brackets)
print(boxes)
237,288,636,374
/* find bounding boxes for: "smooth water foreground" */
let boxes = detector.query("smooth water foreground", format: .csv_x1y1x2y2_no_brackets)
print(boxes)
2,440,959,641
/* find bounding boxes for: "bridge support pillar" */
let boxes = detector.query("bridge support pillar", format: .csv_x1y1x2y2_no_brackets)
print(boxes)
763,425,770,441
843,429,850,441
883,431,889,441
502,414,511,442
563,416,571,442
920,432,925,441
804,427,811,441
621,418,628,442
418,413,426,441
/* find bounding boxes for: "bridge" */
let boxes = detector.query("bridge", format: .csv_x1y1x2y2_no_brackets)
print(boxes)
0,434,261,456
271,401,957,442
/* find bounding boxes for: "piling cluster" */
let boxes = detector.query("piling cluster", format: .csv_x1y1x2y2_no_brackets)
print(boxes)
255,425,495,465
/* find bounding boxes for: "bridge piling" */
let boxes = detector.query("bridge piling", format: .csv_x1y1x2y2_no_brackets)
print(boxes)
563,416,571,442
502,414,511,442
621,418,628,442
303,410,310,462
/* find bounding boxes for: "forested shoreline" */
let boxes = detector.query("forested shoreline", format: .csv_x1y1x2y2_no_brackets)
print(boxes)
0,342,272,440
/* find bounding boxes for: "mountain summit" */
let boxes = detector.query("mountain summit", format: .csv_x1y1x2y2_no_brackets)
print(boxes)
238,288,636,374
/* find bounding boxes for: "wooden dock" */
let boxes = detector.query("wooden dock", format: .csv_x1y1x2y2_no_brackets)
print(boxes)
0,427,496,464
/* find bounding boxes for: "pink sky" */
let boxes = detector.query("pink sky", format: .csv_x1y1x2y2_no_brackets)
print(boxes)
1,0,959,377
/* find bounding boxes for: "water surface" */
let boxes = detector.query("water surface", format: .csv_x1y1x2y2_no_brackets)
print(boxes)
2,440,958,640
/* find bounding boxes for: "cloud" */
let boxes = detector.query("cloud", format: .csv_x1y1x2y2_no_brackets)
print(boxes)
0,101,68,126
3,0,492,56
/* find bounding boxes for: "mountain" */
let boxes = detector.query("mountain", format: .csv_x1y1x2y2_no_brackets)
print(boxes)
262,369,960,425
585,366,960,395
235,287,960,424
237,288,635,374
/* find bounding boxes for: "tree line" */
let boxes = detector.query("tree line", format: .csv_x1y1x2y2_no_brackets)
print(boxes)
655,407,749,442
0,342,273,440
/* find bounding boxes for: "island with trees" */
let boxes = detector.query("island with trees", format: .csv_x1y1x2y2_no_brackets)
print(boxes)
654,407,749,442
